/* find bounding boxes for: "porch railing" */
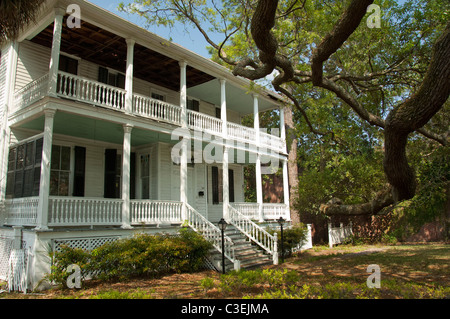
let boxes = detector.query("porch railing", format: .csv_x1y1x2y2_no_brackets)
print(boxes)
131,200,182,225
228,204,278,265
13,72,286,153
4,197,39,226
13,74,49,111
187,109,223,135
48,197,123,226
133,93,182,125
57,71,126,110
227,122,257,143
231,202,289,220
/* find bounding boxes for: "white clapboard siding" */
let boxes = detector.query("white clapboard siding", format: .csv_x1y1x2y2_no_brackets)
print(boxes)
0,46,9,109
84,145,105,198
14,41,50,92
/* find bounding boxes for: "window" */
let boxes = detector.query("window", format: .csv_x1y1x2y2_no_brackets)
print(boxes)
187,99,200,112
58,55,78,95
59,55,78,75
211,167,235,205
215,107,221,119
104,149,121,198
151,92,165,101
98,67,125,107
98,67,125,89
6,138,43,198
50,145,71,196
140,154,150,199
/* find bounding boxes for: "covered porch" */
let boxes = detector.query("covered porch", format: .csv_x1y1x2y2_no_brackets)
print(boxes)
2,107,290,230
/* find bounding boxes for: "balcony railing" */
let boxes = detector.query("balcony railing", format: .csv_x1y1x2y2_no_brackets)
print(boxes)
13,71,286,153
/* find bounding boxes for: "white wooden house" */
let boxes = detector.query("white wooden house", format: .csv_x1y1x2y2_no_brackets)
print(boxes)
0,0,293,290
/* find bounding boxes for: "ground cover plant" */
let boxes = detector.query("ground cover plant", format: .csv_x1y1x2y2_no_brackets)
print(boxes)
1,243,447,299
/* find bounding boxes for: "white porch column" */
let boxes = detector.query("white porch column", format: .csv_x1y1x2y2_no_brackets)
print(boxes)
179,61,188,220
253,94,264,222
121,124,133,229
223,147,229,220
282,158,290,220
0,42,19,200
36,109,56,230
125,39,135,113
47,8,65,97
220,79,229,220
220,79,227,137
179,61,188,128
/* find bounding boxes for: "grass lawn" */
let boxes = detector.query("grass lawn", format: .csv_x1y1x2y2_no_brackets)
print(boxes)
1,243,448,299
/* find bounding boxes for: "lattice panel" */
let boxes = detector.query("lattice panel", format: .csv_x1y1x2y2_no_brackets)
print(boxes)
0,237,13,280
53,236,120,252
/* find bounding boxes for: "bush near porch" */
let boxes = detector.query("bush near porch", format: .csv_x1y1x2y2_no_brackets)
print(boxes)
48,228,212,287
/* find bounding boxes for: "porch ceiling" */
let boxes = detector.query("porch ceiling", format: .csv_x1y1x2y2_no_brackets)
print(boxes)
18,112,175,146
29,17,215,91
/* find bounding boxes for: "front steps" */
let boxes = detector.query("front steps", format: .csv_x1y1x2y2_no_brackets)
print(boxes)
208,225,273,272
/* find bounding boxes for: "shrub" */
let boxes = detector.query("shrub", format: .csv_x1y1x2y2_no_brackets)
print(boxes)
269,223,308,258
48,228,212,286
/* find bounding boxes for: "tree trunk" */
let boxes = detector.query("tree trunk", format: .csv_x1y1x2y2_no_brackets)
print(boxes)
384,22,450,201
320,186,394,216
284,105,300,224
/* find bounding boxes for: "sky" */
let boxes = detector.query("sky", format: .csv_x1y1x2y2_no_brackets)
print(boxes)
88,0,216,59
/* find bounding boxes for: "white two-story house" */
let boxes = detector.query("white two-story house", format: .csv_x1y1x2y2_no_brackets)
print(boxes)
0,0,293,290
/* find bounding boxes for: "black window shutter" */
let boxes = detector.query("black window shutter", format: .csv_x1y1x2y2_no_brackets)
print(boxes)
104,149,117,198
130,152,136,200
73,146,86,197
116,73,125,89
229,169,235,203
98,67,109,83
212,166,219,204
98,67,109,103
193,100,199,112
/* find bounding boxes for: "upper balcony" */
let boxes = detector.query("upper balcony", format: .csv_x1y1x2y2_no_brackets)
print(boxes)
13,70,286,153
10,4,287,155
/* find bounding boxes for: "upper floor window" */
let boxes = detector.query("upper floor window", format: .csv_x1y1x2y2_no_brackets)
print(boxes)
59,55,78,75
187,99,199,112
98,66,125,89
151,92,165,101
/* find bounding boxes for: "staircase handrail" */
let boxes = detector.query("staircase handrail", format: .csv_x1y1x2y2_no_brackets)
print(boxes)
228,204,278,265
185,203,239,268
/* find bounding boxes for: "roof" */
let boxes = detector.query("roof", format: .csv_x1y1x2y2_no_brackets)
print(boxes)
21,0,288,114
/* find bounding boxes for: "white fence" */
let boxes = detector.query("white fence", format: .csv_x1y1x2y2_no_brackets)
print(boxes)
328,222,353,248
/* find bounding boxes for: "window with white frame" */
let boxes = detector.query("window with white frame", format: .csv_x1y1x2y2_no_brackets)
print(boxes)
50,145,71,196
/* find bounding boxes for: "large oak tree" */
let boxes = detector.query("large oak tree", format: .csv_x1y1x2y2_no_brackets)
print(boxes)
121,0,449,217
